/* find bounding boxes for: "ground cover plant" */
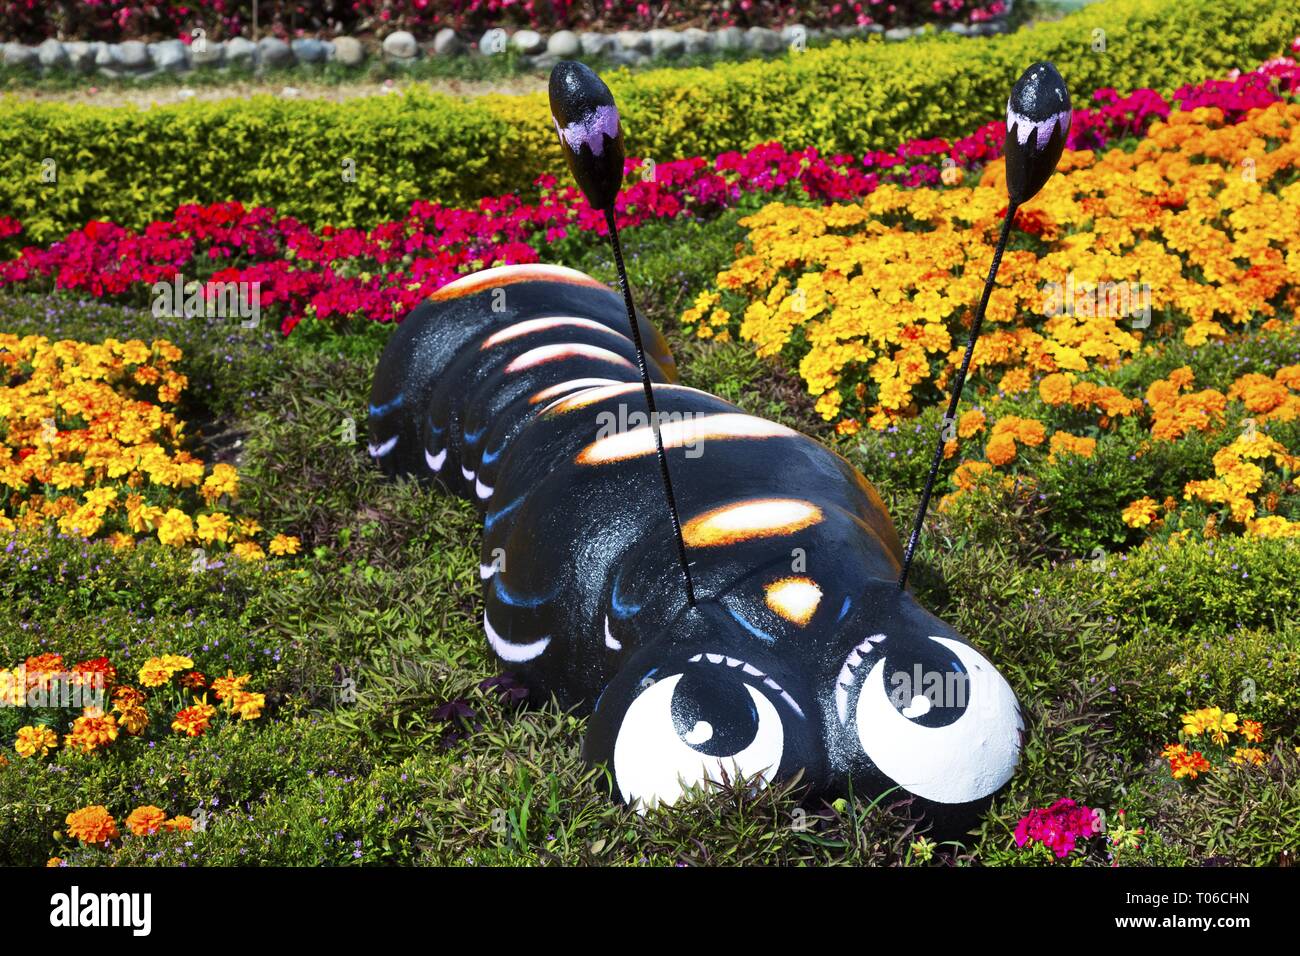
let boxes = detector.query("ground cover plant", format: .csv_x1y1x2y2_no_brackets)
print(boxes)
1,24,1297,868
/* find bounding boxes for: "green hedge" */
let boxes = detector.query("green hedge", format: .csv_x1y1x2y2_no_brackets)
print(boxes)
3,0,1298,246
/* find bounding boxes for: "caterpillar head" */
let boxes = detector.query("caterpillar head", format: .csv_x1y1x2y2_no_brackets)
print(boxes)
583,587,1021,836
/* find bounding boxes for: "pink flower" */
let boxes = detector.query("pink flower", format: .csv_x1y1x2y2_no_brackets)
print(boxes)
1015,799,1101,858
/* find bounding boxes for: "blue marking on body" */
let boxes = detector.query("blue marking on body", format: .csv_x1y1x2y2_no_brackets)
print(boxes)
493,575,555,609
838,596,852,622
480,443,503,467
462,425,485,446
727,607,777,644
610,575,642,619
368,393,405,417
484,495,523,533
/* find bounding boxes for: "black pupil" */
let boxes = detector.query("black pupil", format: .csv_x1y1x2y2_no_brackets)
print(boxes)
881,640,970,728
670,672,758,757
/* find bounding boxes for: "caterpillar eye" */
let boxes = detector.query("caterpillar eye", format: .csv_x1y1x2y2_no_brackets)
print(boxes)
612,668,784,810
852,637,1021,805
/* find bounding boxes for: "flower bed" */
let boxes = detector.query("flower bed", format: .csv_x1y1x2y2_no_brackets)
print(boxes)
2,0,1296,244
0,333,299,557
3,57,1296,339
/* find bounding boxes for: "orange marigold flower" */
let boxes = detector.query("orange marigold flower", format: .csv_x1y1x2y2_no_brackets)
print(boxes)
171,699,217,737
162,815,194,832
65,805,119,844
957,409,986,439
985,433,1018,467
1170,750,1212,780
46,857,64,867
1039,373,1075,406
1240,719,1264,743
210,670,251,702
125,805,168,836
64,713,119,753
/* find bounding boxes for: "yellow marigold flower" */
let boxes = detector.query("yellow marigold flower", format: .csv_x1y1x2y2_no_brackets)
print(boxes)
268,533,301,556
951,460,993,492
162,815,194,832
64,713,119,753
201,463,239,502
155,508,193,547
232,541,266,562
1230,747,1267,767
1122,497,1160,529
230,690,265,721
15,725,59,758
171,699,217,737
46,857,64,867
195,512,232,544
138,660,174,688
65,805,119,844
125,805,168,836
116,704,149,736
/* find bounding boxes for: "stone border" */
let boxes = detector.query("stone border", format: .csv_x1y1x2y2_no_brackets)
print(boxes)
0,12,1013,78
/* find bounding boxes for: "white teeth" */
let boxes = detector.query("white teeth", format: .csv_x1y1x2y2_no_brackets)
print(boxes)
461,465,475,482
425,446,446,472
367,435,398,458
763,677,781,692
780,691,805,719
742,663,763,677
867,633,886,645
706,653,724,664
689,653,703,663
475,477,493,500
835,684,850,725
604,615,622,651
838,664,854,688
847,650,862,668
724,656,743,668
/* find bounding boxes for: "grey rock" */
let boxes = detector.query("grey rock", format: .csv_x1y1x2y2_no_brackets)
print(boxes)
614,30,649,53
579,32,613,56
528,52,559,72
608,49,648,68
291,38,328,63
37,39,68,69
681,27,711,55
433,28,463,56
94,43,114,67
479,29,509,56
546,29,580,58
780,24,810,48
745,26,783,53
3,44,36,69
226,37,257,67
884,27,914,41
115,41,150,69
65,41,98,72
646,29,683,59
864,24,885,34
331,36,364,66
510,29,545,54
382,30,418,60
947,22,971,35
714,26,744,51
258,37,293,68
153,39,189,72
190,39,224,67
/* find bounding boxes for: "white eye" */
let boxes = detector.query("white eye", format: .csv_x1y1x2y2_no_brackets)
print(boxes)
854,637,1021,804
613,673,784,811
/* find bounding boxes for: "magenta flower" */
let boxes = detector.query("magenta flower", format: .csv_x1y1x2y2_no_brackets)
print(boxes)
1015,799,1101,858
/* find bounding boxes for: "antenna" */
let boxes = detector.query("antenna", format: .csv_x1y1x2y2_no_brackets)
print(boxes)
897,61,1072,592
549,61,697,606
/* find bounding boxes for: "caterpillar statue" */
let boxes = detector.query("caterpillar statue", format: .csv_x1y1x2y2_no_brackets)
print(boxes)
369,61,1072,835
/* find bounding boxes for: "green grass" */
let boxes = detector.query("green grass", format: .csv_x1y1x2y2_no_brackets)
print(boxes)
1,203,1297,866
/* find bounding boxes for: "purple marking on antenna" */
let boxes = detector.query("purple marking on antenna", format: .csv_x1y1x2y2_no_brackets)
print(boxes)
1007,105,1072,151
553,104,621,157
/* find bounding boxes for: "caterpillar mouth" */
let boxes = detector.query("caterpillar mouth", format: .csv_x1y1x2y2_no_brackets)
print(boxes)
686,652,805,719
